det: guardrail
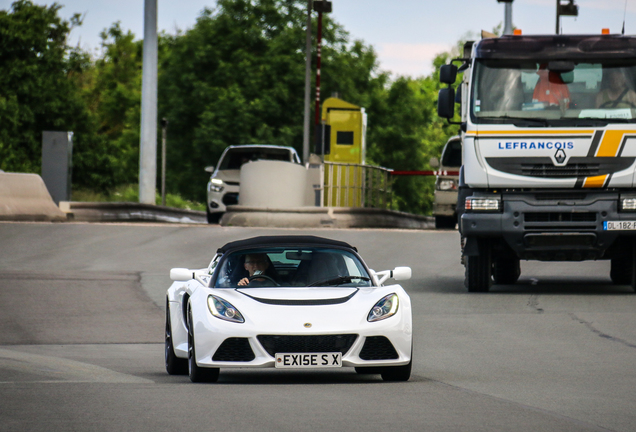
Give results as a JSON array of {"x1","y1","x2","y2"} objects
[{"x1": 323, "y1": 162, "x2": 393, "y2": 209}]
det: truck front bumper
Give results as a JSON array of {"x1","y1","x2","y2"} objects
[{"x1": 461, "y1": 191, "x2": 636, "y2": 260}]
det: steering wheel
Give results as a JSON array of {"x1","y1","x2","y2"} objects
[{"x1": 247, "y1": 274, "x2": 279, "y2": 286}]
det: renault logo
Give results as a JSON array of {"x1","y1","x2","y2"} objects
[
  {"x1": 554, "y1": 148, "x2": 567, "y2": 165},
  {"x1": 304, "y1": 323, "x2": 312, "y2": 328}
]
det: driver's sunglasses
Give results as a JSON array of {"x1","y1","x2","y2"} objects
[{"x1": 245, "y1": 260, "x2": 267, "y2": 264}]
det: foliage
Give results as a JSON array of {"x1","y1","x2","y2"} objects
[
  {"x1": 0, "y1": 0, "x2": 474, "y2": 215},
  {"x1": 73, "y1": 184, "x2": 205, "y2": 211}
]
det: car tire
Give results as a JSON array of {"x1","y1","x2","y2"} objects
[
  {"x1": 187, "y1": 306, "x2": 219, "y2": 383},
  {"x1": 492, "y1": 255, "x2": 520, "y2": 285},
  {"x1": 465, "y1": 241, "x2": 492, "y2": 293},
  {"x1": 206, "y1": 210, "x2": 222, "y2": 224},
  {"x1": 165, "y1": 302, "x2": 188, "y2": 375},
  {"x1": 435, "y1": 215, "x2": 456, "y2": 229},
  {"x1": 380, "y1": 358, "x2": 412, "y2": 382}
]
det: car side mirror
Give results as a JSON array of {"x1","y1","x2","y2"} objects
[
  {"x1": 440, "y1": 64, "x2": 458, "y2": 84},
  {"x1": 205, "y1": 166, "x2": 215, "y2": 173},
  {"x1": 170, "y1": 268, "x2": 193, "y2": 281},
  {"x1": 429, "y1": 157, "x2": 440, "y2": 168},
  {"x1": 391, "y1": 266, "x2": 412, "y2": 281},
  {"x1": 437, "y1": 87, "x2": 456, "y2": 119},
  {"x1": 374, "y1": 266, "x2": 412, "y2": 285}
]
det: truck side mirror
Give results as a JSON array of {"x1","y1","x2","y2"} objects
[
  {"x1": 429, "y1": 157, "x2": 440, "y2": 168},
  {"x1": 437, "y1": 87, "x2": 456, "y2": 119},
  {"x1": 440, "y1": 64, "x2": 458, "y2": 84}
]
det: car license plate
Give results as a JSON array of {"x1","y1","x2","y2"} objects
[
  {"x1": 604, "y1": 221, "x2": 636, "y2": 230},
  {"x1": 275, "y1": 352, "x2": 342, "y2": 369}
]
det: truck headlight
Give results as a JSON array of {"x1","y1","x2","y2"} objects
[
  {"x1": 620, "y1": 197, "x2": 636, "y2": 212},
  {"x1": 208, "y1": 178, "x2": 224, "y2": 193},
  {"x1": 437, "y1": 179, "x2": 457, "y2": 191},
  {"x1": 465, "y1": 197, "x2": 501, "y2": 212}
]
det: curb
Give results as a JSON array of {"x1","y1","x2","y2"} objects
[
  {"x1": 221, "y1": 206, "x2": 434, "y2": 229},
  {"x1": 59, "y1": 202, "x2": 207, "y2": 224}
]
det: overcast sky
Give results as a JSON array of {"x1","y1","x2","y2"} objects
[{"x1": 2, "y1": 0, "x2": 636, "y2": 77}]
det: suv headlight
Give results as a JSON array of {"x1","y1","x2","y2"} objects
[
  {"x1": 465, "y1": 196, "x2": 501, "y2": 212},
  {"x1": 208, "y1": 295, "x2": 244, "y2": 323},
  {"x1": 437, "y1": 179, "x2": 457, "y2": 191},
  {"x1": 208, "y1": 178, "x2": 224, "y2": 193},
  {"x1": 367, "y1": 293, "x2": 399, "y2": 322}
]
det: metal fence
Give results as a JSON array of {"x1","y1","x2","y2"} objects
[{"x1": 323, "y1": 162, "x2": 393, "y2": 209}]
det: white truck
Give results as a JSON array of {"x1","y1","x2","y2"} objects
[{"x1": 437, "y1": 33, "x2": 636, "y2": 292}]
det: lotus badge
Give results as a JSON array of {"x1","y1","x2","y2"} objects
[{"x1": 304, "y1": 323, "x2": 312, "y2": 328}]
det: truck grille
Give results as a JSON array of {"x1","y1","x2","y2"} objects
[
  {"x1": 486, "y1": 157, "x2": 635, "y2": 178},
  {"x1": 257, "y1": 334, "x2": 357, "y2": 357},
  {"x1": 524, "y1": 212, "x2": 597, "y2": 223}
]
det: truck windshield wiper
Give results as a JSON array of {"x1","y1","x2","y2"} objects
[{"x1": 307, "y1": 276, "x2": 371, "y2": 287}]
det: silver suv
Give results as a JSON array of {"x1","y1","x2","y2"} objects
[
  {"x1": 205, "y1": 145, "x2": 301, "y2": 223},
  {"x1": 431, "y1": 136, "x2": 461, "y2": 229}
]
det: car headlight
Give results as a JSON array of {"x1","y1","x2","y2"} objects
[
  {"x1": 437, "y1": 179, "x2": 457, "y2": 191},
  {"x1": 208, "y1": 178, "x2": 224, "y2": 193},
  {"x1": 208, "y1": 295, "x2": 244, "y2": 323},
  {"x1": 367, "y1": 293, "x2": 399, "y2": 322}
]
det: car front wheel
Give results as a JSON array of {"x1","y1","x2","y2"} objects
[
  {"x1": 165, "y1": 302, "x2": 188, "y2": 375},
  {"x1": 380, "y1": 359, "x2": 412, "y2": 382}
]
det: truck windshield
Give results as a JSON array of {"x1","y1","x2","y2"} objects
[{"x1": 472, "y1": 59, "x2": 636, "y2": 124}]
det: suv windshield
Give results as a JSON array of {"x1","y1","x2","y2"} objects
[
  {"x1": 219, "y1": 148, "x2": 293, "y2": 170},
  {"x1": 472, "y1": 59, "x2": 636, "y2": 124},
  {"x1": 214, "y1": 247, "x2": 372, "y2": 288}
]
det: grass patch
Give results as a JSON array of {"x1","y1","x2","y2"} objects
[{"x1": 72, "y1": 184, "x2": 206, "y2": 211}]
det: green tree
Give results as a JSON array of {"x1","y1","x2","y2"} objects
[{"x1": 158, "y1": 0, "x2": 388, "y2": 201}]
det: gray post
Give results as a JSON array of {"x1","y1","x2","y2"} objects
[
  {"x1": 139, "y1": 0, "x2": 158, "y2": 204},
  {"x1": 161, "y1": 118, "x2": 168, "y2": 206},
  {"x1": 41, "y1": 131, "x2": 73, "y2": 204},
  {"x1": 302, "y1": 0, "x2": 312, "y2": 164}
]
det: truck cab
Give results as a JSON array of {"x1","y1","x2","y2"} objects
[{"x1": 438, "y1": 34, "x2": 636, "y2": 292}]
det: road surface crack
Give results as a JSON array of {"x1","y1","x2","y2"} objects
[{"x1": 569, "y1": 313, "x2": 636, "y2": 349}]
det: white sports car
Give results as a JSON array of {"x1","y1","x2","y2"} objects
[{"x1": 165, "y1": 235, "x2": 413, "y2": 383}]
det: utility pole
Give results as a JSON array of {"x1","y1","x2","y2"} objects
[
  {"x1": 313, "y1": 1, "x2": 332, "y2": 153},
  {"x1": 139, "y1": 0, "x2": 158, "y2": 205},
  {"x1": 497, "y1": 0, "x2": 514, "y2": 36},
  {"x1": 302, "y1": 0, "x2": 312, "y2": 165}
]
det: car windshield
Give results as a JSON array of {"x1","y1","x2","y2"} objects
[
  {"x1": 218, "y1": 148, "x2": 293, "y2": 170},
  {"x1": 472, "y1": 59, "x2": 636, "y2": 124},
  {"x1": 214, "y1": 247, "x2": 372, "y2": 288}
]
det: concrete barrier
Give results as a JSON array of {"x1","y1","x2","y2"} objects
[
  {"x1": 0, "y1": 173, "x2": 66, "y2": 221},
  {"x1": 221, "y1": 205, "x2": 434, "y2": 229}
]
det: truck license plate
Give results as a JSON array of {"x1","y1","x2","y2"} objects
[
  {"x1": 275, "y1": 352, "x2": 342, "y2": 368},
  {"x1": 604, "y1": 221, "x2": 636, "y2": 230}
]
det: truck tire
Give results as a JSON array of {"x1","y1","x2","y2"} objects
[
  {"x1": 610, "y1": 256, "x2": 632, "y2": 285},
  {"x1": 493, "y1": 255, "x2": 521, "y2": 285},
  {"x1": 464, "y1": 241, "x2": 492, "y2": 292},
  {"x1": 435, "y1": 215, "x2": 457, "y2": 229}
]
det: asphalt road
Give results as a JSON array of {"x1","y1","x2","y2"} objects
[{"x1": 0, "y1": 222, "x2": 635, "y2": 432}]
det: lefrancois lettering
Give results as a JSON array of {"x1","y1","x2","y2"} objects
[{"x1": 497, "y1": 141, "x2": 574, "y2": 150}]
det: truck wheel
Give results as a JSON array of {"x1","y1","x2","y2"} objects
[
  {"x1": 493, "y1": 255, "x2": 521, "y2": 285},
  {"x1": 435, "y1": 216, "x2": 456, "y2": 229},
  {"x1": 610, "y1": 257, "x2": 632, "y2": 285},
  {"x1": 464, "y1": 242, "x2": 492, "y2": 292}
]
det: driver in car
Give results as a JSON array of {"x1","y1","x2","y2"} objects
[{"x1": 238, "y1": 253, "x2": 274, "y2": 286}]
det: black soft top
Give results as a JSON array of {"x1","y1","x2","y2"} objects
[
  {"x1": 475, "y1": 34, "x2": 636, "y2": 60},
  {"x1": 217, "y1": 235, "x2": 357, "y2": 254}
]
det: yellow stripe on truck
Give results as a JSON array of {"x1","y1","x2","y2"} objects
[
  {"x1": 595, "y1": 130, "x2": 628, "y2": 157},
  {"x1": 583, "y1": 175, "x2": 608, "y2": 188}
]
